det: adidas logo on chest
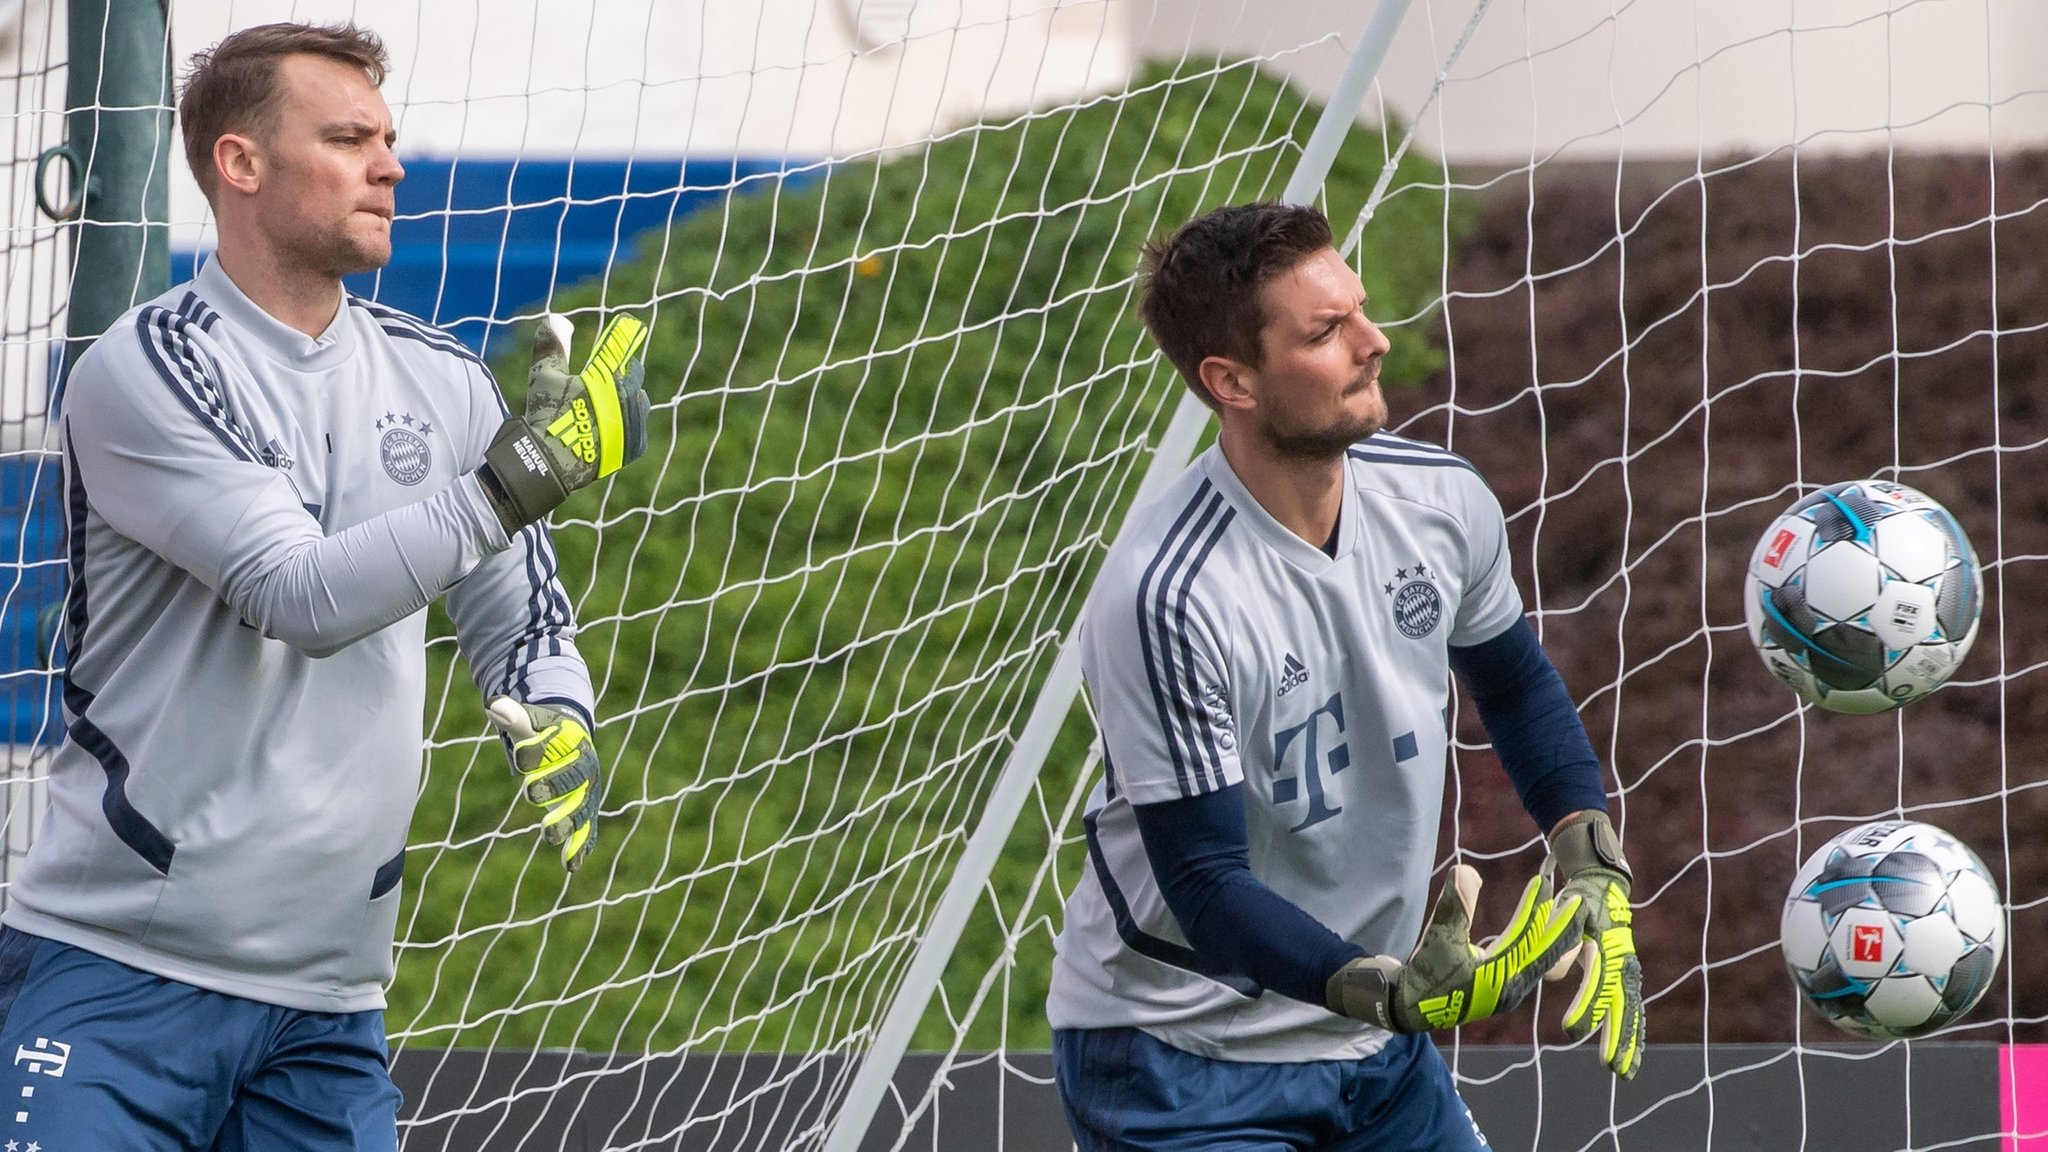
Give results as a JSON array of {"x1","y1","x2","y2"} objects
[{"x1": 1277, "y1": 652, "x2": 1310, "y2": 697}]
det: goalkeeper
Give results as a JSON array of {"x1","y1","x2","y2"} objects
[
  {"x1": 0, "y1": 22, "x2": 650, "y2": 1148},
  {"x1": 1047, "y1": 203, "x2": 1643, "y2": 1151}
]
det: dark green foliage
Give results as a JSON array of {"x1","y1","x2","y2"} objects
[{"x1": 392, "y1": 58, "x2": 1465, "y2": 1055}]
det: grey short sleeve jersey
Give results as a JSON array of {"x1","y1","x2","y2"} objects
[
  {"x1": 3, "y1": 259, "x2": 596, "y2": 1013},
  {"x1": 1047, "y1": 434, "x2": 1524, "y2": 1062}
]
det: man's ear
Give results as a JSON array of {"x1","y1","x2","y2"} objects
[
  {"x1": 1197, "y1": 355, "x2": 1256, "y2": 413},
  {"x1": 213, "y1": 133, "x2": 263, "y2": 196}
]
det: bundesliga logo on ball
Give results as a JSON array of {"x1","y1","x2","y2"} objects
[
  {"x1": 1780, "y1": 821, "x2": 2004, "y2": 1038},
  {"x1": 1743, "y1": 480, "x2": 1982, "y2": 714}
]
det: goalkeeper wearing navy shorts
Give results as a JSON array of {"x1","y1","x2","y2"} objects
[
  {"x1": 1047, "y1": 202, "x2": 1644, "y2": 1150},
  {"x1": 0, "y1": 23, "x2": 650, "y2": 1148}
]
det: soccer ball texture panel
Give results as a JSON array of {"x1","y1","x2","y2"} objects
[
  {"x1": 1743, "y1": 481, "x2": 1981, "y2": 713},
  {"x1": 1780, "y1": 820, "x2": 2005, "y2": 1039}
]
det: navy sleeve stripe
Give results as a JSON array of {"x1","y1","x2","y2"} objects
[
  {"x1": 1172, "y1": 509, "x2": 1233, "y2": 793},
  {"x1": 69, "y1": 710, "x2": 177, "y2": 875},
  {"x1": 60, "y1": 441, "x2": 176, "y2": 874},
  {"x1": 1348, "y1": 432, "x2": 1481, "y2": 476},
  {"x1": 1135, "y1": 483, "x2": 1235, "y2": 797},
  {"x1": 499, "y1": 530, "x2": 543, "y2": 699},
  {"x1": 349, "y1": 298, "x2": 485, "y2": 366},
  {"x1": 172, "y1": 289, "x2": 222, "y2": 334},
  {"x1": 484, "y1": 365, "x2": 513, "y2": 417},
  {"x1": 1367, "y1": 430, "x2": 1452, "y2": 455},
  {"x1": 134, "y1": 305, "x2": 259, "y2": 463},
  {"x1": 61, "y1": 670, "x2": 177, "y2": 874},
  {"x1": 377, "y1": 323, "x2": 486, "y2": 366},
  {"x1": 61, "y1": 432, "x2": 93, "y2": 675},
  {"x1": 1084, "y1": 810, "x2": 1262, "y2": 998},
  {"x1": 496, "y1": 523, "x2": 573, "y2": 699},
  {"x1": 369, "y1": 848, "x2": 406, "y2": 899},
  {"x1": 465, "y1": 357, "x2": 575, "y2": 704},
  {"x1": 1345, "y1": 448, "x2": 1480, "y2": 476},
  {"x1": 175, "y1": 291, "x2": 221, "y2": 334},
  {"x1": 1132, "y1": 486, "x2": 1213, "y2": 796}
]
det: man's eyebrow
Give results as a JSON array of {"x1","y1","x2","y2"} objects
[{"x1": 1308, "y1": 294, "x2": 1369, "y2": 322}]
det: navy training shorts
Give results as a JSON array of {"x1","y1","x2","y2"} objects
[
  {"x1": 0, "y1": 927, "x2": 401, "y2": 1150},
  {"x1": 1055, "y1": 1024, "x2": 1491, "y2": 1152}
]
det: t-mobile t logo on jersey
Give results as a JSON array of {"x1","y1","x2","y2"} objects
[
  {"x1": 1270, "y1": 692, "x2": 1349, "y2": 832},
  {"x1": 1852, "y1": 924, "x2": 1886, "y2": 964},
  {"x1": 1276, "y1": 653, "x2": 1310, "y2": 697},
  {"x1": 10, "y1": 1040, "x2": 66, "y2": 1079}
]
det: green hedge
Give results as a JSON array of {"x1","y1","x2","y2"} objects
[{"x1": 392, "y1": 58, "x2": 1469, "y2": 1056}]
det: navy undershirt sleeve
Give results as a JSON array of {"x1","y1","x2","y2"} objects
[
  {"x1": 1132, "y1": 784, "x2": 1367, "y2": 1006},
  {"x1": 1447, "y1": 616, "x2": 1608, "y2": 832}
]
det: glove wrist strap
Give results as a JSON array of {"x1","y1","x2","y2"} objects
[
  {"x1": 1549, "y1": 810, "x2": 1632, "y2": 886},
  {"x1": 1326, "y1": 956, "x2": 1410, "y2": 1032},
  {"x1": 478, "y1": 418, "x2": 569, "y2": 532}
]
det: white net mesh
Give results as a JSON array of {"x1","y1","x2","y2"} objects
[
  {"x1": 0, "y1": 0, "x2": 66, "y2": 897},
  {"x1": 4, "y1": 1, "x2": 2044, "y2": 1148},
  {"x1": 376, "y1": 6, "x2": 1431, "y2": 1149},
  {"x1": 827, "y1": 2, "x2": 2048, "y2": 1149}
]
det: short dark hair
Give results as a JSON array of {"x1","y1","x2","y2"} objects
[
  {"x1": 1137, "y1": 202, "x2": 1336, "y2": 408},
  {"x1": 179, "y1": 23, "x2": 389, "y2": 200}
]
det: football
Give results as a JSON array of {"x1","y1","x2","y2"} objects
[
  {"x1": 1743, "y1": 480, "x2": 1981, "y2": 713},
  {"x1": 1780, "y1": 820, "x2": 2004, "y2": 1039}
]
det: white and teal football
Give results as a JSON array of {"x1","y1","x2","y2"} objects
[
  {"x1": 1780, "y1": 820, "x2": 2004, "y2": 1039},
  {"x1": 1744, "y1": 480, "x2": 1981, "y2": 714}
]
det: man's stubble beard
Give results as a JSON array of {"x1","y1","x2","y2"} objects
[
  {"x1": 275, "y1": 212, "x2": 391, "y2": 281},
  {"x1": 318, "y1": 223, "x2": 392, "y2": 280},
  {"x1": 1260, "y1": 392, "x2": 1386, "y2": 462},
  {"x1": 1264, "y1": 416, "x2": 1383, "y2": 461}
]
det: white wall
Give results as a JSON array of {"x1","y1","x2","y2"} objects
[
  {"x1": 166, "y1": 0, "x2": 1133, "y2": 248},
  {"x1": 1138, "y1": 0, "x2": 2048, "y2": 164},
  {"x1": 20, "y1": 0, "x2": 2044, "y2": 364}
]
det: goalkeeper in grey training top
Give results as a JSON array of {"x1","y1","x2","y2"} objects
[
  {"x1": 0, "y1": 22, "x2": 651, "y2": 1148},
  {"x1": 1048, "y1": 203, "x2": 1643, "y2": 1151}
]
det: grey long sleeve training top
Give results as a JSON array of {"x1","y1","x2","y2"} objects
[{"x1": 4, "y1": 257, "x2": 595, "y2": 1012}]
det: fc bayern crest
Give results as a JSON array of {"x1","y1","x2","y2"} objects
[
  {"x1": 376, "y1": 411, "x2": 434, "y2": 486},
  {"x1": 1382, "y1": 561, "x2": 1443, "y2": 639}
]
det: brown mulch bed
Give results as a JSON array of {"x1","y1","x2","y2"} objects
[{"x1": 1400, "y1": 152, "x2": 2048, "y2": 1044}]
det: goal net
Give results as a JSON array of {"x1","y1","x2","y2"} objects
[
  {"x1": 3, "y1": 0, "x2": 2043, "y2": 1149},
  {"x1": 0, "y1": 0, "x2": 67, "y2": 891}
]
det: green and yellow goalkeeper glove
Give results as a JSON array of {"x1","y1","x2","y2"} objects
[
  {"x1": 477, "y1": 312, "x2": 651, "y2": 532},
  {"x1": 1326, "y1": 865, "x2": 1582, "y2": 1033},
  {"x1": 486, "y1": 697, "x2": 601, "y2": 873},
  {"x1": 1548, "y1": 810, "x2": 1644, "y2": 1079}
]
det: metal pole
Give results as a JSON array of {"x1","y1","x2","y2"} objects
[
  {"x1": 819, "y1": 4, "x2": 1422, "y2": 1149},
  {"x1": 60, "y1": 0, "x2": 173, "y2": 382}
]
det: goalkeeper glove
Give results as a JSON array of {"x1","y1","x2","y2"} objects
[
  {"x1": 486, "y1": 697, "x2": 601, "y2": 873},
  {"x1": 1325, "y1": 865, "x2": 1581, "y2": 1033},
  {"x1": 477, "y1": 312, "x2": 651, "y2": 533},
  {"x1": 1547, "y1": 810, "x2": 1644, "y2": 1079}
]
